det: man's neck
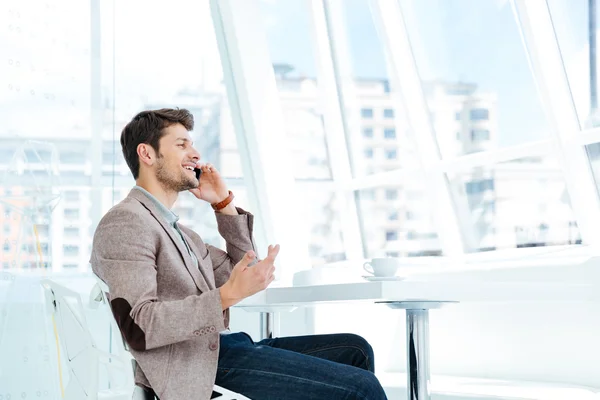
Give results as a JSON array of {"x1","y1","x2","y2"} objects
[{"x1": 135, "y1": 179, "x2": 178, "y2": 209}]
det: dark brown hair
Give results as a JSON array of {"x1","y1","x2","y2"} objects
[{"x1": 120, "y1": 108, "x2": 194, "y2": 179}]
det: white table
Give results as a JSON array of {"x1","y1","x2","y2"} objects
[{"x1": 237, "y1": 279, "x2": 598, "y2": 400}]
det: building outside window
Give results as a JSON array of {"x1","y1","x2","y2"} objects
[
  {"x1": 470, "y1": 108, "x2": 489, "y2": 120},
  {"x1": 361, "y1": 108, "x2": 374, "y2": 118}
]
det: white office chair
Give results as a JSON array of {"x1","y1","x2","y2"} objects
[
  {"x1": 41, "y1": 279, "x2": 135, "y2": 400},
  {"x1": 89, "y1": 277, "x2": 249, "y2": 400},
  {"x1": 42, "y1": 279, "x2": 248, "y2": 400}
]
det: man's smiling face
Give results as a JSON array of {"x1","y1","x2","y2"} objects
[{"x1": 154, "y1": 122, "x2": 201, "y2": 193}]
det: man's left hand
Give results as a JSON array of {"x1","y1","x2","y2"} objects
[{"x1": 189, "y1": 163, "x2": 229, "y2": 204}]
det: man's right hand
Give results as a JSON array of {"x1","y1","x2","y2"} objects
[{"x1": 219, "y1": 245, "x2": 280, "y2": 310}]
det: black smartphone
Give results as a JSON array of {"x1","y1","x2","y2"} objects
[{"x1": 194, "y1": 167, "x2": 202, "y2": 180}]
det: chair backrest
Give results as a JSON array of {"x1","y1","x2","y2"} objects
[{"x1": 41, "y1": 279, "x2": 134, "y2": 400}]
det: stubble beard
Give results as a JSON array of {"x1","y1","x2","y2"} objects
[{"x1": 155, "y1": 155, "x2": 198, "y2": 193}]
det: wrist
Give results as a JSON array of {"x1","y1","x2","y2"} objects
[
  {"x1": 211, "y1": 190, "x2": 234, "y2": 212},
  {"x1": 216, "y1": 202, "x2": 238, "y2": 215},
  {"x1": 219, "y1": 282, "x2": 241, "y2": 310}
]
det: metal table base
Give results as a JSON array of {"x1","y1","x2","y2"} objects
[{"x1": 379, "y1": 301, "x2": 452, "y2": 400}]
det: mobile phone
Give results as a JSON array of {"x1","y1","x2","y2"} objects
[{"x1": 194, "y1": 167, "x2": 202, "y2": 180}]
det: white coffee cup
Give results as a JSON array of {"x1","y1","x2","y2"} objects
[{"x1": 363, "y1": 258, "x2": 400, "y2": 277}]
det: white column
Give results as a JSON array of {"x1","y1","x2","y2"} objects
[
  {"x1": 513, "y1": 0, "x2": 600, "y2": 245},
  {"x1": 369, "y1": 0, "x2": 466, "y2": 256},
  {"x1": 210, "y1": 0, "x2": 312, "y2": 283},
  {"x1": 308, "y1": 0, "x2": 364, "y2": 260}
]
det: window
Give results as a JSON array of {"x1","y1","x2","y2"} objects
[
  {"x1": 262, "y1": 4, "x2": 331, "y2": 180},
  {"x1": 385, "y1": 149, "x2": 397, "y2": 160},
  {"x1": 384, "y1": 128, "x2": 396, "y2": 139},
  {"x1": 60, "y1": 152, "x2": 87, "y2": 164},
  {"x1": 470, "y1": 108, "x2": 489, "y2": 121},
  {"x1": 3, "y1": 225, "x2": 9, "y2": 235},
  {"x1": 64, "y1": 227, "x2": 79, "y2": 237},
  {"x1": 385, "y1": 189, "x2": 398, "y2": 200},
  {"x1": 362, "y1": 128, "x2": 374, "y2": 138},
  {"x1": 402, "y1": 0, "x2": 551, "y2": 158},
  {"x1": 63, "y1": 264, "x2": 78, "y2": 269},
  {"x1": 3, "y1": 242, "x2": 9, "y2": 252},
  {"x1": 361, "y1": 108, "x2": 374, "y2": 118},
  {"x1": 361, "y1": 190, "x2": 376, "y2": 201},
  {"x1": 63, "y1": 245, "x2": 79, "y2": 257},
  {"x1": 448, "y1": 157, "x2": 580, "y2": 252},
  {"x1": 456, "y1": 132, "x2": 461, "y2": 140},
  {"x1": 64, "y1": 191, "x2": 79, "y2": 201},
  {"x1": 385, "y1": 230, "x2": 398, "y2": 241},
  {"x1": 383, "y1": 108, "x2": 394, "y2": 118},
  {"x1": 64, "y1": 209, "x2": 80, "y2": 219},
  {"x1": 364, "y1": 148, "x2": 374, "y2": 159},
  {"x1": 466, "y1": 179, "x2": 495, "y2": 194},
  {"x1": 471, "y1": 129, "x2": 490, "y2": 141},
  {"x1": 388, "y1": 211, "x2": 399, "y2": 221}
]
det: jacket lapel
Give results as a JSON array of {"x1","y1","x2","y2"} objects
[
  {"x1": 179, "y1": 229, "x2": 215, "y2": 289},
  {"x1": 128, "y1": 190, "x2": 210, "y2": 293}
]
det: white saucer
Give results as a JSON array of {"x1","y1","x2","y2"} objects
[{"x1": 362, "y1": 275, "x2": 405, "y2": 282}]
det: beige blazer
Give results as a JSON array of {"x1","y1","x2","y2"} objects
[{"x1": 90, "y1": 188, "x2": 256, "y2": 400}]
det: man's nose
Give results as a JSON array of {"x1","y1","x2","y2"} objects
[{"x1": 190, "y1": 148, "x2": 201, "y2": 161}]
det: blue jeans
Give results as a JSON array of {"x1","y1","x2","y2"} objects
[{"x1": 216, "y1": 332, "x2": 388, "y2": 400}]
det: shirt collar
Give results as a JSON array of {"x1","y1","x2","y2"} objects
[{"x1": 133, "y1": 185, "x2": 179, "y2": 226}]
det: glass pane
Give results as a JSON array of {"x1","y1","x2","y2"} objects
[
  {"x1": 340, "y1": 0, "x2": 420, "y2": 177},
  {"x1": 260, "y1": 0, "x2": 333, "y2": 179},
  {"x1": 400, "y1": 0, "x2": 552, "y2": 158},
  {"x1": 547, "y1": 0, "x2": 597, "y2": 128},
  {"x1": 356, "y1": 179, "x2": 442, "y2": 258},
  {"x1": 296, "y1": 185, "x2": 346, "y2": 266},
  {"x1": 448, "y1": 156, "x2": 581, "y2": 253}
]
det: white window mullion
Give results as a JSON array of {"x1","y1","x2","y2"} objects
[
  {"x1": 307, "y1": 0, "x2": 364, "y2": 260},
  {"x1": 210, "y1": 0, "x2": 312, "y2": 282},
  {"x1": 89, "y1": 0, "x2": 103, "y2": 273},
  {"x1": 369, "y1": 0, "x2": 466, "y2": 256},
  {"x1": 513, "y1": 0, "x2": 600, "y2": 245}
]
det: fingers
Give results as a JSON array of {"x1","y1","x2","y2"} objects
[
  {"x1": 266, "y1": 244, "x2": 280, "y2": 261},
  {"x1": 235, "y1": 250, "x2": 256, "y2": 269},
  {"x1": 194, "y1": 162, "x2": 216, "y2": 173}
]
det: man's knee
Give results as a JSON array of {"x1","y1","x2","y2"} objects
[{"x1": 340, "y1": 333, "x2": 375, "y2": 372}]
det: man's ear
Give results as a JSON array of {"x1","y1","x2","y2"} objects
[{"x1": 137, "y1": 144, "x2": 155, "y2": 167}]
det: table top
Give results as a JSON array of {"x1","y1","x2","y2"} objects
[{"x1": 237, "y1": 279, "x2": 599, "y2": 309}]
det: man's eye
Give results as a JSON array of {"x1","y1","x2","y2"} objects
[{"x1": 178, "y1": 144, "x2": 185, "y2": 148}]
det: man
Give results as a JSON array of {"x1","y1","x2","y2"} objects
[{"x1": 91, "y1": 108, "x2": 387, "y2": 400}]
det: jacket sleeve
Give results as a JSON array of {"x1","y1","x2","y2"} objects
[
  {"x1": 90, "y1": 208, "x2": 226, "y2": 352},
  {"x1": 208, "y1": 207, "x2": 258, "y2": 288}
]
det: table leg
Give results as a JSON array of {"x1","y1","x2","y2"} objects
[
  {"x1": 406, "y1": 309, "x2": 430, "y2": 400},
  {"x1": 260, "y1": 311, "x2": 274, "y2": 340}
]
